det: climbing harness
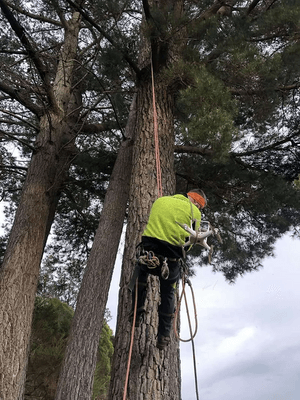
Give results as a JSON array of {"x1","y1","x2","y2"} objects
[
  {"x1": 128, "y1": 249, "x2": 170, "y2": 293},
  {"x1": 177, "y1": 220, "x2": 223, "y2": 263}
]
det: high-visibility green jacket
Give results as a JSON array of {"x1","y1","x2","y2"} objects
[{"x1": 142, "y1": 194, "x2": 201, "y2": 248}]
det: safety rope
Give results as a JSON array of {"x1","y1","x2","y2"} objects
[
  {"x1": 151, "y1": 58, "x2": 163, "y2": 198},
  {"x1": 173, "y1": 270, "x2": 200, "y2": 400},
  {"x1": 173, "y1": 274, "x2": 198, "y2": 342}
]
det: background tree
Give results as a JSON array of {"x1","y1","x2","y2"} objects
[
  {"x1": 24, "y1": 297, "x2": 114, "y2": 400},
  {"x1": 0, "y1": 1, "x2": 134, "y2": 398},
  {"x1": 0, "y1": 3, "x2": 83, "y2": 398}
]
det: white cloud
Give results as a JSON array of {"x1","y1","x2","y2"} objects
[{"x1": 216, "y1": 326, "x2": 256, "y2": 355}]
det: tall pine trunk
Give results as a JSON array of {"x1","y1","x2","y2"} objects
[
  {"x1": 109, "y1": 75, "x2": 180, "y2": 399},
  {"x1": 0, "y1": 13, "x2": 81, "y2": 400},
  {"x1": 54, "y1": 95, "x2": 137, "y2": 400}
]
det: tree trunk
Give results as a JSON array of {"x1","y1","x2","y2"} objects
[
  {"x1": 0, "y1": 13, "x2": 81, "y2": 400},
  {"x1": 109, "y1": 75, "x2": 180, "y2": 399},
  {"x1": 54, "y1": 95, "x2": 137, "y2": 400}
]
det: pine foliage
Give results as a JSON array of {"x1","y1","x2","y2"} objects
[
  {"x1": 25, "y1": 297, "x2": 114, "y2": 400},
  {"x1": 1, "y1": 0, "x2": 300, "y2": 284}
]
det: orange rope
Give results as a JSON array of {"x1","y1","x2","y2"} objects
[{"x1": 151, "y1": 59, "x2": 163, "y2": 198}]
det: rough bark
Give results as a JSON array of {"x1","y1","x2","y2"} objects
[
  {"x1": 0, "y1": 12, "x2": 81, "y2": 400},
  {"x1": 109, "y1": 76, "x2": 180, "y2": 399},
  {"x1": 54, "y1": 95, "x2": 137, "y2": 400}
]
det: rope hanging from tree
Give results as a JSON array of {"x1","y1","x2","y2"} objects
[{"x1": 173, "y1": 267, "x2": 200, "y2": 400}]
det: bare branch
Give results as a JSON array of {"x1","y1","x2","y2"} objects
[
  {"x1": 81, "y1": 121, "x2": 126, "y2": 134},
  {"x1": 174, "y1": 144, "x2": 212, "y2": 156},
  {"x1": 0, "y1": 164, "x2": 27, "y2": 173},
  {"x1": 246, "y1": 0, "x2": 261, "y2": 15},
  {"x1": 5, "y1": 0, "x2": 62, "y2": 27},
  {"x1": 0, "y1": 129, "x2": 35, "y2": 150},
  {"x1": 230, "y1": 82, "x2": 300, "y2": 96},
  {"x1": 232, "y1": 131, "x2": 300, "y2": 158},
  {"x1": 64, "y1": 0, "x2": 141, "y2": 75},
  {"x1": 0, "y1": 0, "x2": 55, "y2": 107},
  {"x1": 0, "y1": 81, "x2": 43, "y2": 116},
  {"x1": 48, "y1": 0, "x2": 67, "y2": 29},
  {"x1": 0, "y1": 108, "x2": 38, "y2": 130}
]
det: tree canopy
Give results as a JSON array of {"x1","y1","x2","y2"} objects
[{"x1": 1, "y1": 0, "x2": 300, "y2": 281}]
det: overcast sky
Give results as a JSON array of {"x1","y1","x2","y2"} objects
[{"x1": 108, "y1": 233, "x2": 300, "y2": 400}]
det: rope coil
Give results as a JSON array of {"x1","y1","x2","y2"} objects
[
  {"x1": 173, "y1": 270, "x2": 200, "y2": 400},
  {"x1": 173, "y1": 275, "x2": 198, "y2": 342}
]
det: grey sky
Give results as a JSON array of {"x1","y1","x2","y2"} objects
[{"x1": 179, "y1": 234, "x2": 300, "y2": 400}]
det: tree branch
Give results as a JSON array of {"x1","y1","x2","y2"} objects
[
  {"x1": 0, "y1": 81, "x2": 43, "y2": 116},
  {"x1": 246, "y1": 0, "x2": 261, "y2": 15},
  {"x1": 81, "y1": 121, "x2": 126, "y2": 134},
  {"x1": 64, "y1": 0, "x2": 140, "y2": 76},
  {"x1": 0, "y1": 0, "x2": 55, "y2": 107},
  {"x1": 5, "y1": 0, "x2": 62, "y2": 27},
  {"x1": 230, "y1": 82, "x2": 300, "y2": 96},
  {"x1": 0, "y1": 164, "x2": 28, "y2": 172},
  {"x1": 232, "y1": 131, "x2": 300, "y2": 158},
  {"x1": 174, "y1": 144, "x2": 213, "y2": 156},
  {"x1": 0, "y1": 129, "x2": 35, "y2": 151}
]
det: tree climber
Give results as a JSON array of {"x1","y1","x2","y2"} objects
[{"x1": 129, "y1": 189, "x2": 207, "y2": 350}]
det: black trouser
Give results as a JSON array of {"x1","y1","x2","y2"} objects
[{"x1": 132, "y1": 257, "x2": 180, "y2": 337}]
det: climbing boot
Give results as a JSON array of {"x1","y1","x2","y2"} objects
[{"x1": 156, "y1": 335, "x2": 170, "y2": 350}]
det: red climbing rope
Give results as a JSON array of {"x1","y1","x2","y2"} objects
[{"x1": 151, "y1": 58, "x2": 163, "y2": 198}]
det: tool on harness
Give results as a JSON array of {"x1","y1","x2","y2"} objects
[
  {"x1": 128, "y1": 250, "x2": 169, "y2": 292},
  {"x1": 161, "y1": 258, "x2": 169, "y2": 280},
  {"x1": 139, "y1": 251, "x2": 160, "y2": 269},
  {"x1": 176, "y1": 220, "x2": 222, "y2": 263}
]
